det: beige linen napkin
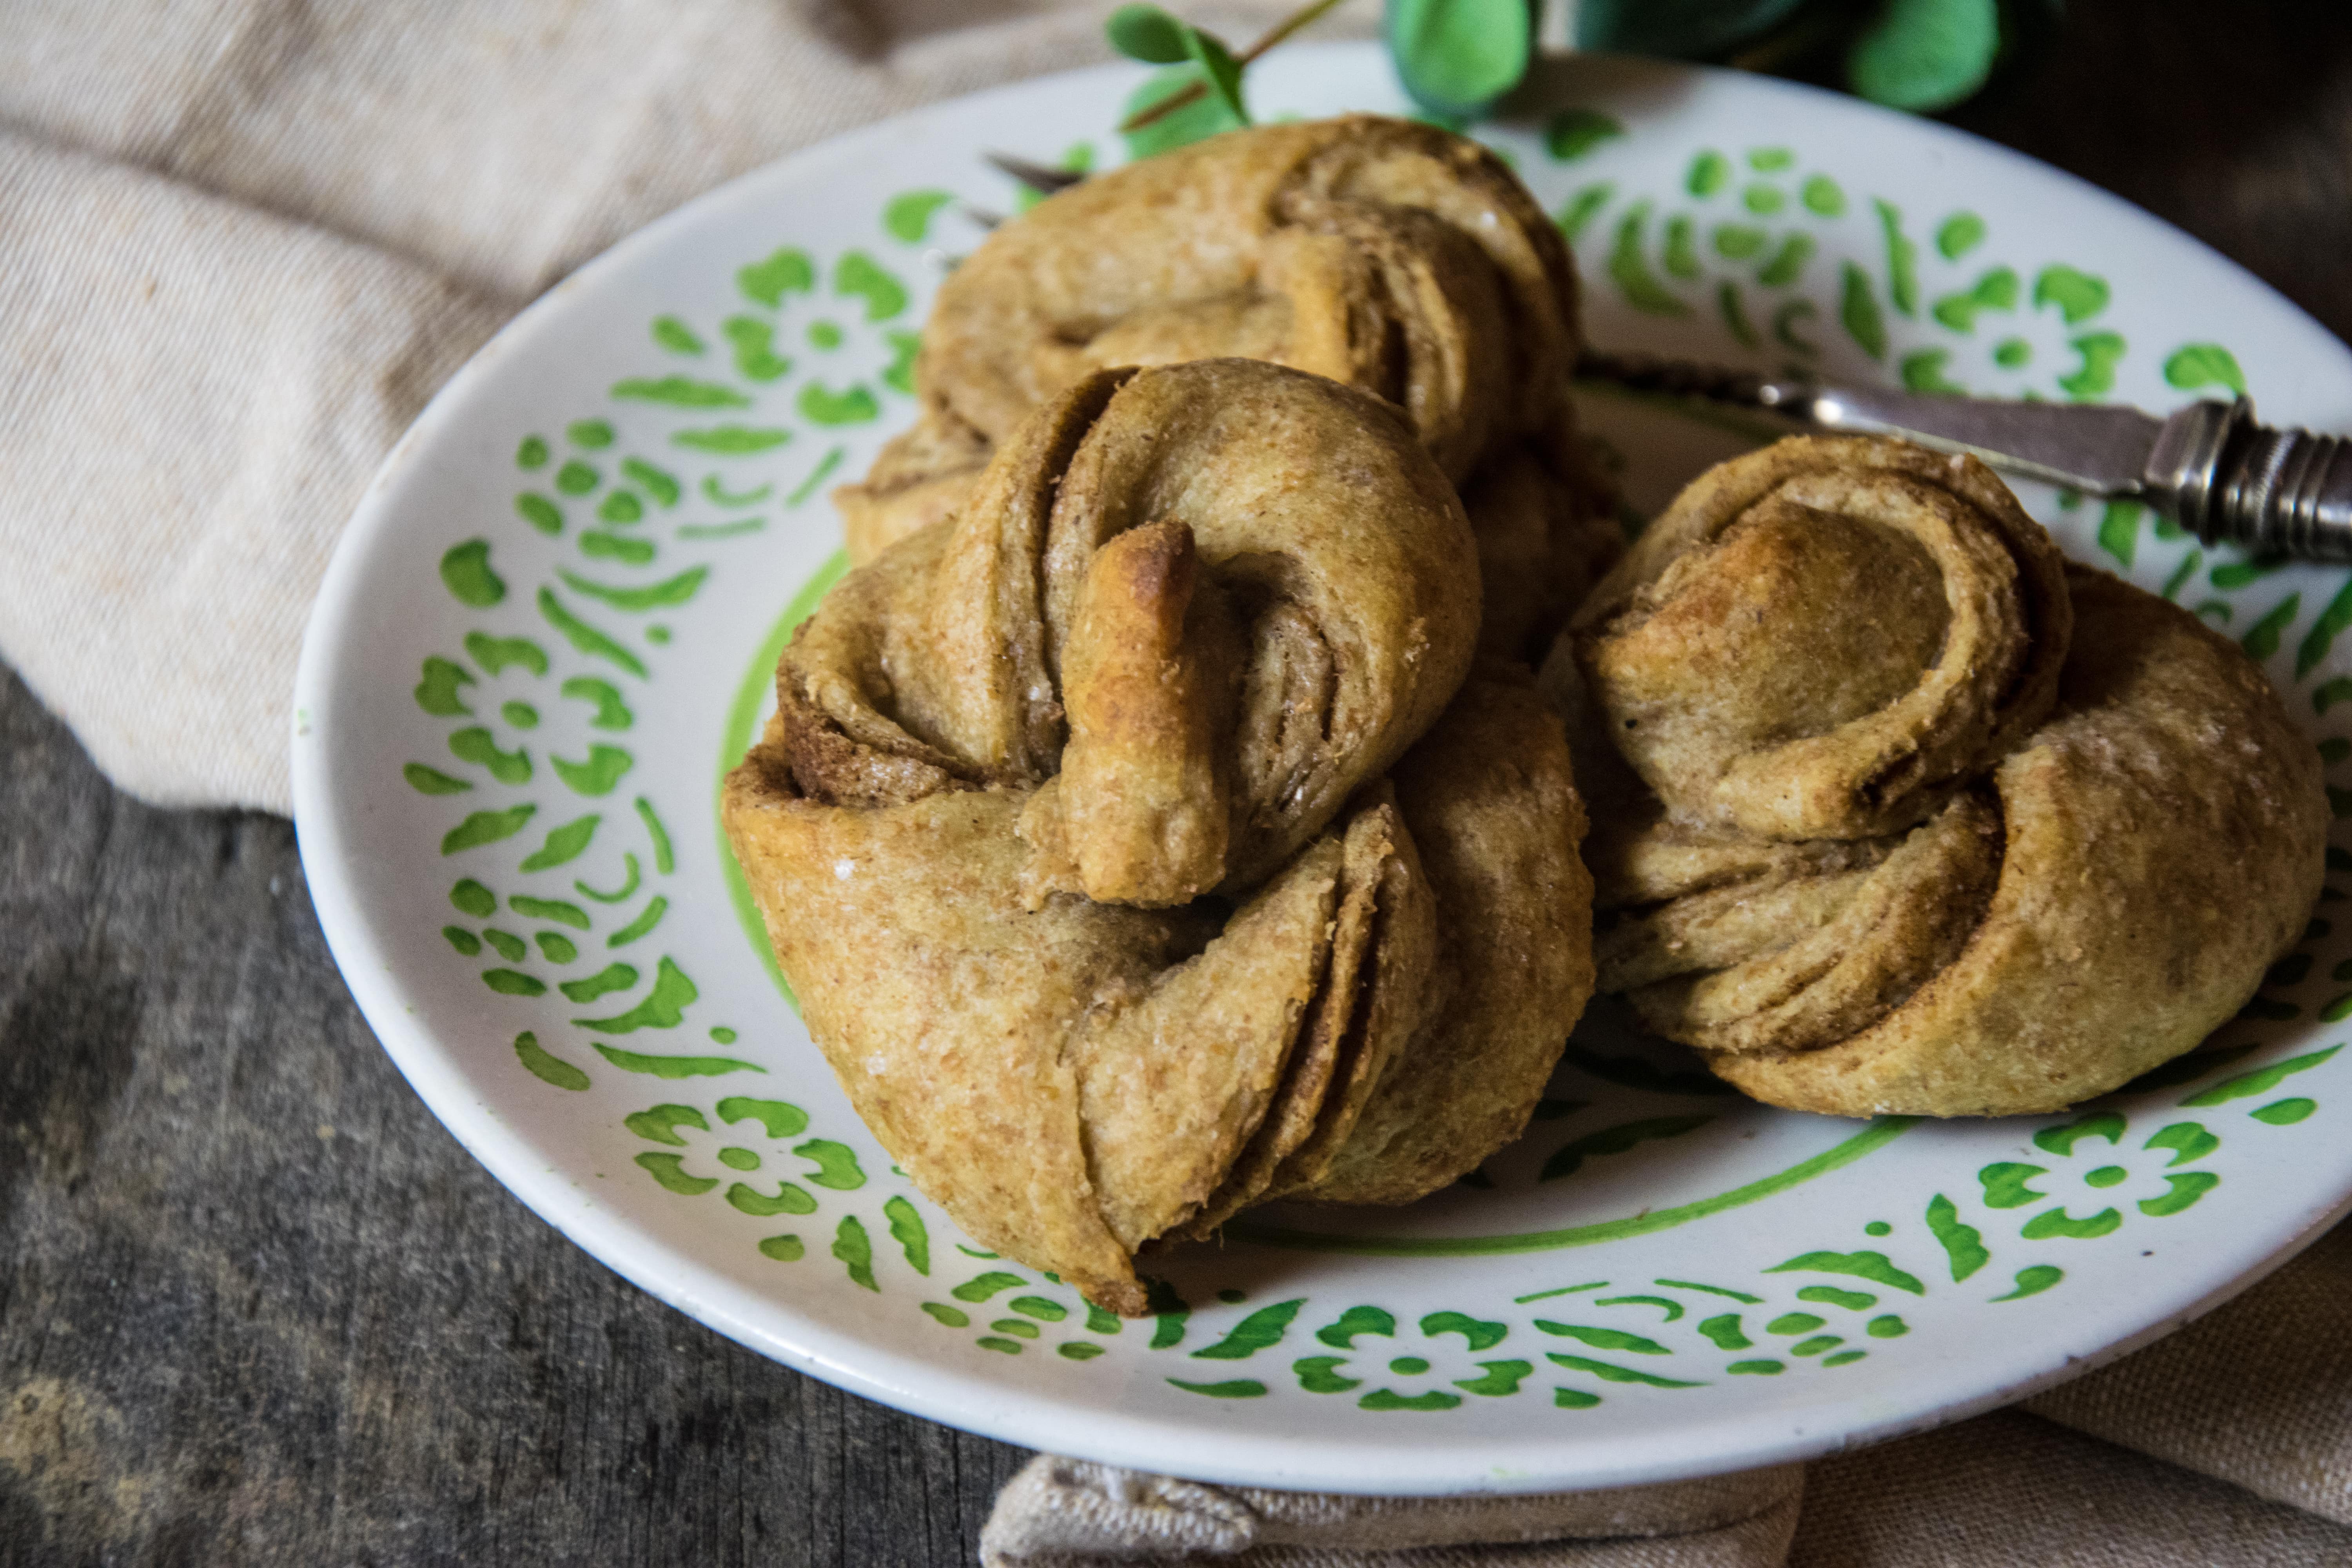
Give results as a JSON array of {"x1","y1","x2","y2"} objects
[
  {"x1": 5, "y1": 4, "x2": 2350, "y2": 1563},
  {"x1": 985, "y1": 1220, "x2": 2352, "y2": 1566}
]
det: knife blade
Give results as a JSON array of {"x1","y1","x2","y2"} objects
[{"x1": 1578, "y1": 349, "x2": 2352, "y2": 565}]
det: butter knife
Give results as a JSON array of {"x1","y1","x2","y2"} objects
[{"x1": 1579, "y1": 349, "x2": 2352, "y2": 565}]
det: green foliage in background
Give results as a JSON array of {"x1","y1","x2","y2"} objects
[{"x1": 1105, "y1": 0, "x2": 2057, "y2": 157}]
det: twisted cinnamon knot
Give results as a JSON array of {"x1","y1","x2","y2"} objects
[
  {"x1": 837, "y1": 116, "x2": 1619, "y2": 665},
  {"x1": 728, "y1": 360, "x2": 1594, "y2": 1312},
  {"x1": 1562, "y1": 437, "x2": 2325, "y2": 1116}
]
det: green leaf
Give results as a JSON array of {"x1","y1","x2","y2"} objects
[
  {"x1": 1575, "y1": 0, "x2": 1804, "y2": 56},
  {"x1": 1183, "y1": 24, "x2": 1248, "y2": 125},
  {"x1": 1120, "y1": 65, "x2": 1246, "y2": 158},
  {"x1": 1388, "y1": 0, "x2": 1533, "y2": 118},
  {"x1": 1846, "y1": 0, "x2": 2000, "y2": 113},
  {"x1": 1106, "y1": 3, "x2": 1190, "y2": 62}
]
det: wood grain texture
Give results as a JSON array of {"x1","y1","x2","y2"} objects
[
  {"x1": 0, "y1": 665, "x2": 1025, "y2": 1566},
  {"x1": 2, "y1": 4, "x2": 2350, "y2": 1561}
]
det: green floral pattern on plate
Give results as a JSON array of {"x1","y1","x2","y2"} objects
[{"x1": 385, "y1": 81, "x2": 2352, "y2": 1421}]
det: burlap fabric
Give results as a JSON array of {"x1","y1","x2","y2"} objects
[{"x1": 4, "y1": 5, "x2": 2348, "y2": 1562}]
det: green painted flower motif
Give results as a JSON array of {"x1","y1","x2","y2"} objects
[
  {"x1": 918, "y1": 1259, "x2": 1142, "y2": 1361},
  {"x1": 619, "y1": 1094, "x2": 933, "y2": 1288},
  {"x1": 1976, "y1": 1110, "x2": 2223, "y2": 1242},
  {"x1": 1290, "y1": 1307, "x2": 1532, "y2": 1412}
]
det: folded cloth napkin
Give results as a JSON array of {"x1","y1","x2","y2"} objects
[{"x1": 5, "y1": 4, "x2": 2350, "y2": 1563}]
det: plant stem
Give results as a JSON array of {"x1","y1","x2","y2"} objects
[{"x1": 1119, "y1": 0, "x2": 1354, "y2": 132}]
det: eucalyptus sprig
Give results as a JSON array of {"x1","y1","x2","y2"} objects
[{"x1": 1104, "y1": 0, "x2": 2045, "y2": 163}]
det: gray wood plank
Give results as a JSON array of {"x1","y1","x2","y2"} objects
[{"x1": 0, "y1": 664, "x2": 1026, "y2": 1567}]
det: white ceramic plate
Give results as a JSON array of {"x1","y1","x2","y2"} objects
[{"x1": 294, "y1": 45, "x2": 2352, "y2": 1495}]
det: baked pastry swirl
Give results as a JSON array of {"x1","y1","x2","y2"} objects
[
  {"x1": 726, "y1": 359, "x2": 1595, "y2": 1312},
  {"x1": 836, "y1": 115, "x2": 1621, "y2": 664},
  {"x1": 1561, "y1": 436, "x2": 2327, "y2": 1116}
]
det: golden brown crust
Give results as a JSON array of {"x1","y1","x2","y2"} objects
[
  {"x1": 916, "y1": 116, "x2": 1578, "y2": 483},
  {"x1": 1710, "y1": 568, "x2": 2327, "y2": 1115},
  {"x1": 1568, "y1": 435, "x2": 2325, "y2": 1117},
  {"x1": 1574, "y1": 437, "x2": 2071, "y2": 842},
  {"x1": 724, "y1": 359, "x2": 1599, "y2": 1310},
  {"x1": 1293, "y1": 673, "x2": 1596, "y2": 1202},
  {"x1": 831, "y1": 117, "x2": 1619, "y2": 674}
]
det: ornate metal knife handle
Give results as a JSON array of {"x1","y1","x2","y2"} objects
[
  {"x1": 1579, "y1": 348, "x2": 2352, "y2": 566},
  {"x1": 2148, "y1": 398, "x2": 2352, "y2": 564}
]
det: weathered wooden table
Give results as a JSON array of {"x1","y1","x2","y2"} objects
[{"x1": 5, "y1": 4, "x2": 2350, "y2": 1562}]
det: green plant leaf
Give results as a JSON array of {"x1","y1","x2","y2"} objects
[
  {"x1": 1107, "y1": 3, "x2": 1190, "y2": 62},
  {"x1": 1120, "y1": 65, "x2": 1246, "y2": 158},
  {"x1": 1388, "y1": 0, "x2": 1532, "y2": 118},
  {"x1": 1184, "y1": 25, "x2": 1249, "y2": 125},
  {"x1": 1847, "y1": 0, "x2": 2001, "y2": 113}
]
